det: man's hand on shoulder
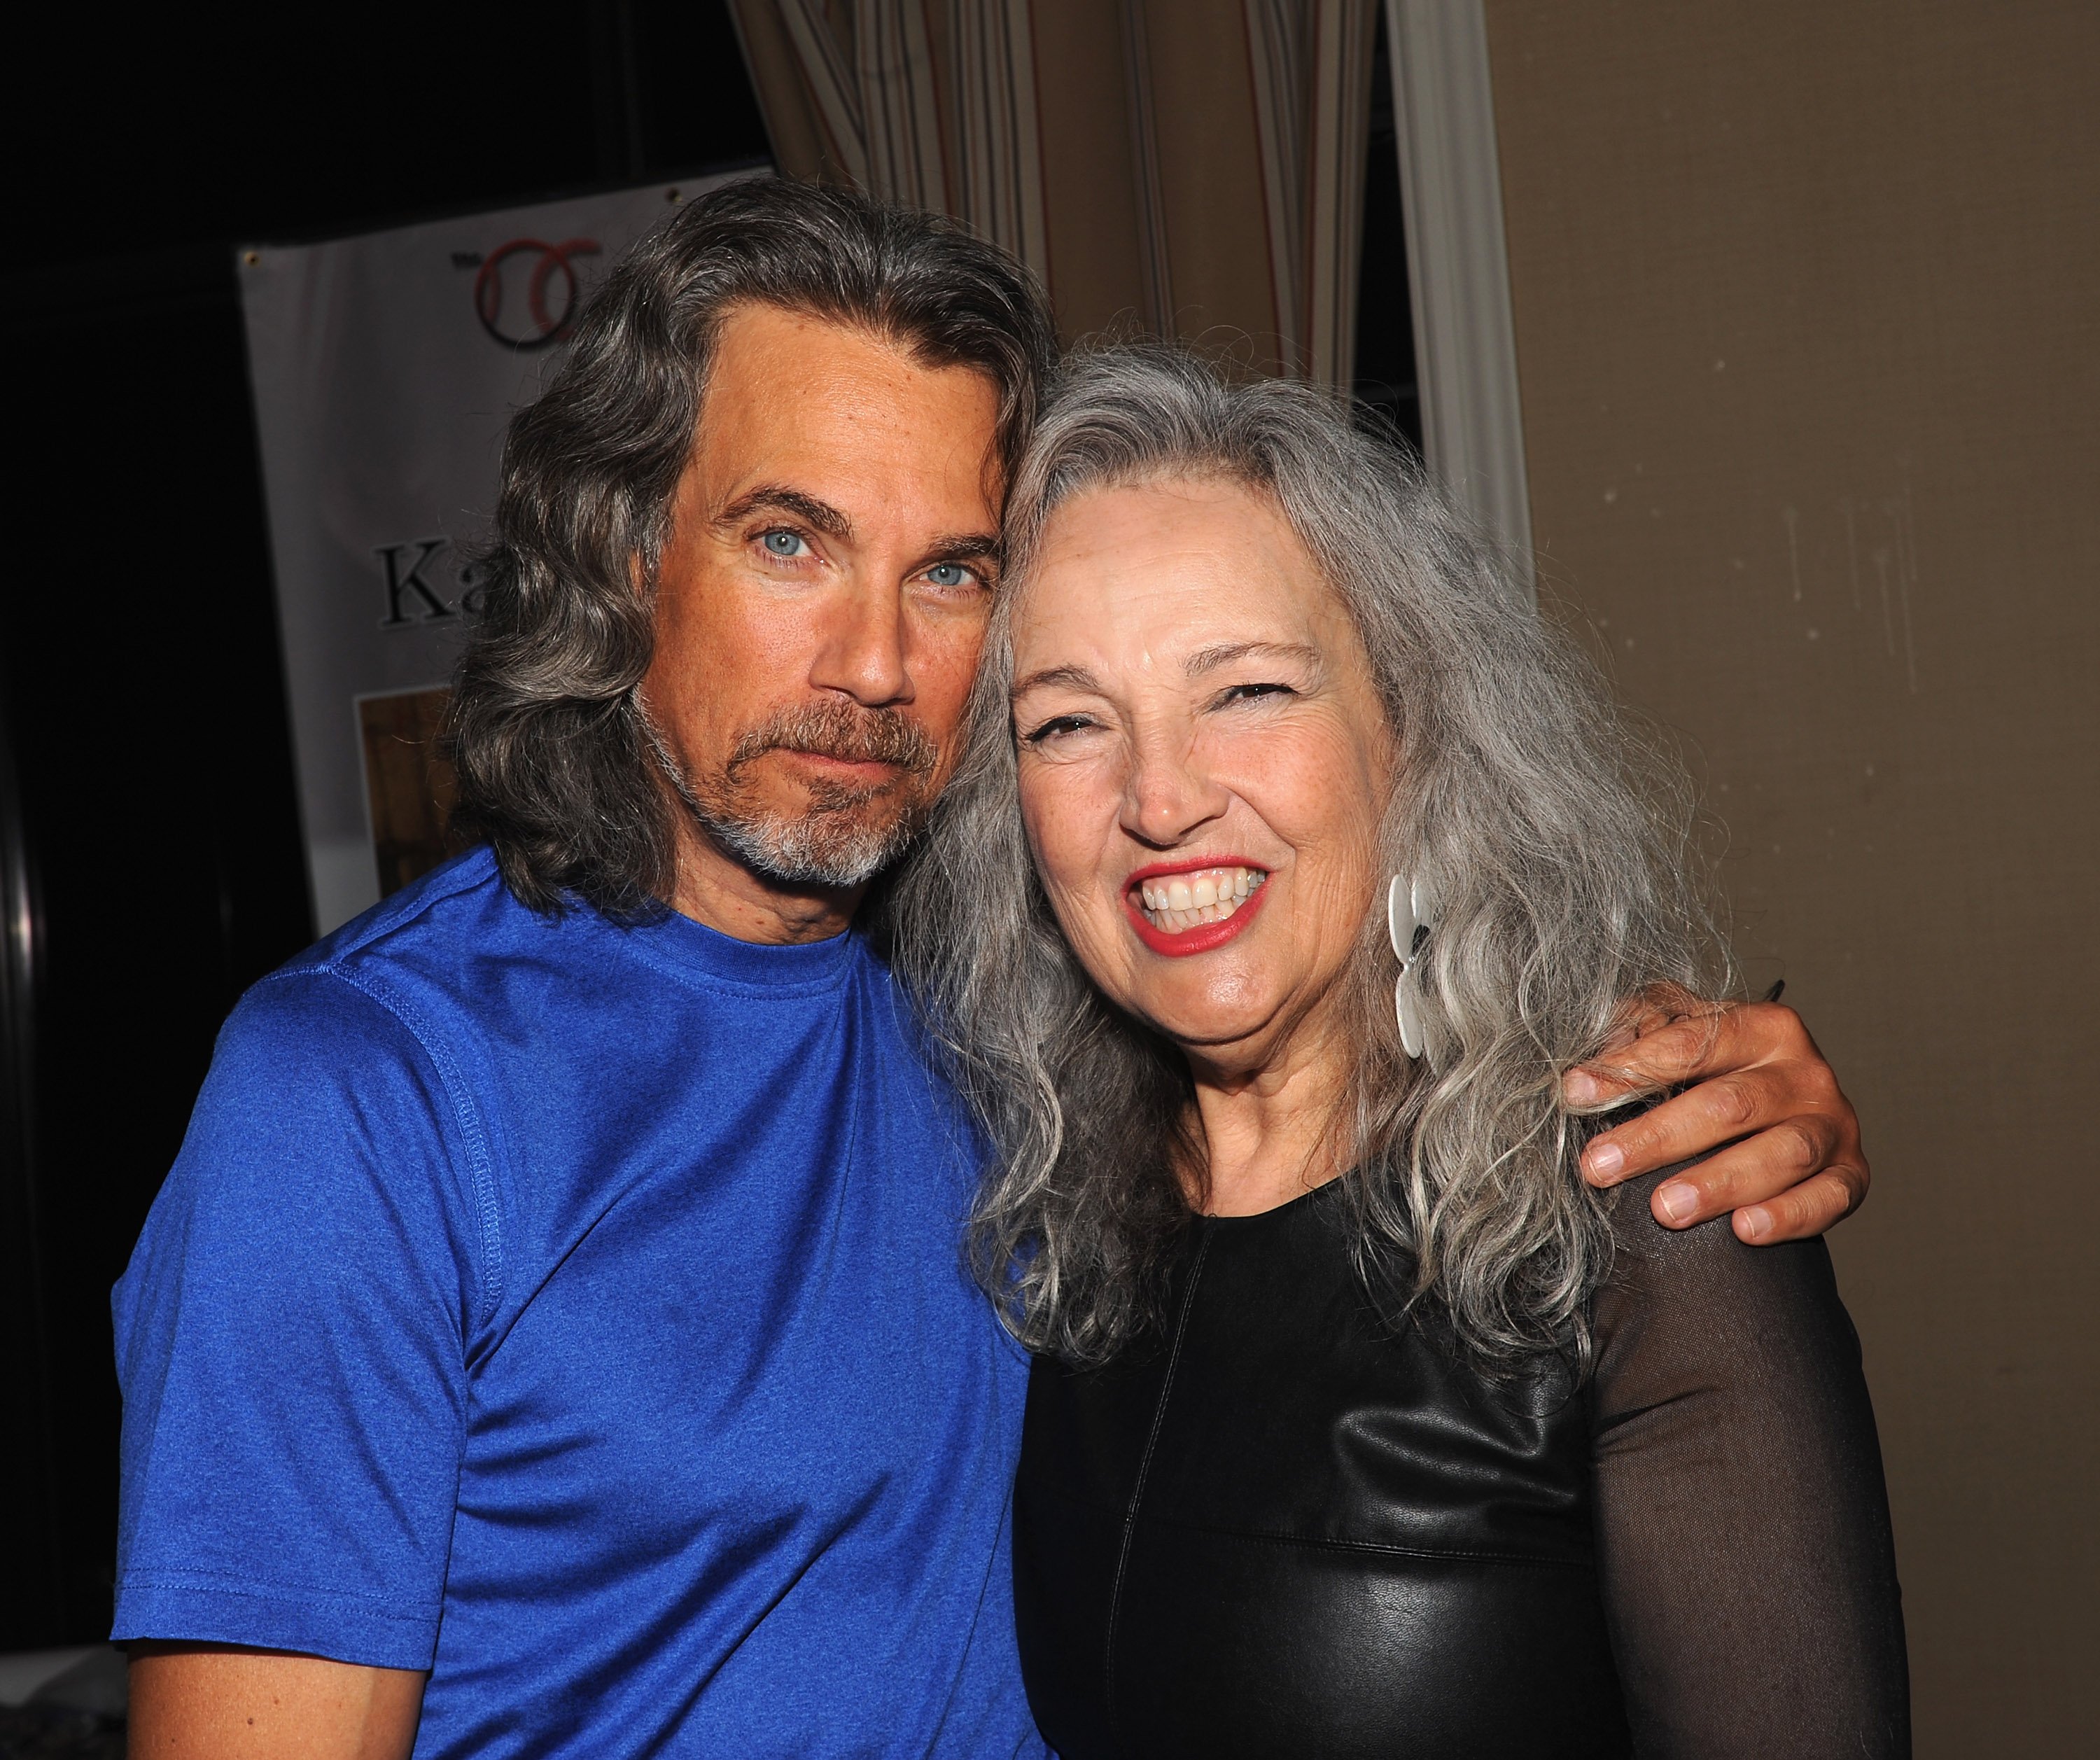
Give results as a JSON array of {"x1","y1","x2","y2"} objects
[
  {"x1": 127, "y1": 1644, "x2": 426, "y2": 1760},
  {"x1": 1564, "y1": 993, "x2": 1869, "y2": 1245}
]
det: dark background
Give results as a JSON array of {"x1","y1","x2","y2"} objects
[{"x1": 0, "y1": 1, "x2": 1415, "y2": 1647}]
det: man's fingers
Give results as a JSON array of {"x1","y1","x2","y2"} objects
[
  {"x1": 1568, "y1": 1000, "x2": 1805, "y2": 1104},
  {"x1": 1578, "y1": 1066, "x2": 1799, "y2": 1185},
  {"x1": 1564, "y1": 1015, "x2": 1721, "y2": 1107},
  {"x1": 1559, "y1": 993, "x2": 1728, "y2": 1107},
  {"x1": 1562, "y1": 1063, "x2": 1643, "y2": 1108},
  {"x1": 1625, "y1": 1115, "x2": 1843, "y2": 1227},
  {"x1": 1730, "y1": 1166, "x2": 1868, "y2": 1244},
  {"x1": 1568, "y1": 994, "x2": 1870, "y2": 1245}
]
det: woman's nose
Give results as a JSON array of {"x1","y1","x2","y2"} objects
[{"x1": 1121, "y1": 719, "x2": 1228, "y2": 847}]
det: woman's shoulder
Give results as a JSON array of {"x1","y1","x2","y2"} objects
[
  {"x1": 1590, "y1": 1164, "x2": 1863, "y2": 1421},
  {"x1": 1597, "y1": 1163, "x2": 1845, "y2": 1299}
]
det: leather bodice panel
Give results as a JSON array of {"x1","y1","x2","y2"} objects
[{"x1": 1015, "y1": 1183, "x2": 1630, "y2": 1758}]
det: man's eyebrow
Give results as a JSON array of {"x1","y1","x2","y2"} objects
[
  {"x1": 716, "y1": 484, "x2": 854, "y2": 539},
  {"x1": 1011, "y1": 663, "x2": 1102, "y2": 698},
  {"x1": 1183, "y1": 640, "x2": 1322, "y2": 677}
]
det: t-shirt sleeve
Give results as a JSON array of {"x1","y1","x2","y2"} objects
[
  {"x1": 1588, "y1": 1170, "x2": 1910, "y2": 1758},
  {"x1": 111, "y1": 968, "x2": 490, "y2": 1670}
]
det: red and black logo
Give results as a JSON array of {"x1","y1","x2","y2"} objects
[{"x1": 466, "y1": 237, "x2": 601, "y2": 349}]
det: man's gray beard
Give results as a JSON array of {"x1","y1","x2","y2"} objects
[
  {"x1": 685, "y1": 783, "x2": 920, "y2": 889},
  {"x1": 642, "y1": 704, "x2": 935, "y2": 891}
]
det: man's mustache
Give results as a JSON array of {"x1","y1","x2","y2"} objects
[{"x1": 727, "y1": 701, "x2": 939, "y2": 781}]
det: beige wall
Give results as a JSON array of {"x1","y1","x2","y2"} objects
[{"x1": 1480, "y1": 3, "x2": 2099, "y2": 1751}]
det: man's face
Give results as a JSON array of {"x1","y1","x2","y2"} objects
[{"x1": 640, "y1": 303, "x2": 1003, "y2": 930}]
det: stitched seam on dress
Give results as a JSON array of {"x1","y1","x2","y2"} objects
[
  {"x1": 1102, "y1": 1229, "x2": 1211, "y2": 1742},
  {"x1": 1127, "y1": 1514, "x2": 1594, "y2": 1570}
]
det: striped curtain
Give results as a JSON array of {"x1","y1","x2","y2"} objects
[{"x1": 725, "y1": 0, "x2": 1378, "y2": 388}]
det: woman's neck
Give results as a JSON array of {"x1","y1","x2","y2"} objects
[{"x1": 1183, "y1": 1017, "x2": 1354, "y2": 1217}]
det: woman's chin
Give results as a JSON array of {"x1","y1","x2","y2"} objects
[{"x1": 1128, "y1": 983, "x2": 1298, "y2": 1063}]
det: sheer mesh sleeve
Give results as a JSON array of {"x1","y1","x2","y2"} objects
[{"x1": 1589, "y1": 1169, "x2": 1910, "y2": 1758}]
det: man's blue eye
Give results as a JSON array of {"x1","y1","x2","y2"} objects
[
  {"x1": 763, "y1": 530, "x2": 804, "y2": 557},
  {"x1": 927, "y1": 563, "x2": 970, "y2": 588}
]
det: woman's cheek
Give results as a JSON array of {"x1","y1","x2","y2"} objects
[
  {"x1": 1035, "y1": 765, "x2": 1130, "y2": 968},
  {"x1": 1220, "y1": 734, "x2": 1354, "y2": 844},
  {"x1": 1020, "y1": 764, "x2": 1096, "y2": 900},
  {"x1": 1016, "y1": 766, "x2": 1060, "y2": 874}
]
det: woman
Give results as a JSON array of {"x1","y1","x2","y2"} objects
[{"x1": 892, "y1": 347, "x2": 1908, "y2": 1756}]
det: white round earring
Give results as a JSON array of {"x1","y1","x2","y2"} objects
[{"x1": 1387, "y1": 873, "x2": 1433, "y2": 1059}]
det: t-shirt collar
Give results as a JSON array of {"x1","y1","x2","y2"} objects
[{"x1": 615, "y1": 903, "x2": 860, "y2": 991}]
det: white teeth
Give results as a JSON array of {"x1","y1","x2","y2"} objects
[{"x1": 1130, "y1": 867, "x2": 1268, "y2": 935}]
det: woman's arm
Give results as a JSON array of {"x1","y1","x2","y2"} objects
[{"x1": 1589, "y1": 1169, "x2": 1909, "y2": 1758}]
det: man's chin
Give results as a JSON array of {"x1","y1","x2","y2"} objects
[
  {"x1": 701, "y1": 797, "x2": 923, "y2": 891},
  {"x1": 753, "y1": 770, "x2": 923, "y2": 830}
]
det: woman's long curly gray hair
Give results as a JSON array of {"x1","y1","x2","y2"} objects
[{"x1": 886, "y1": 344, "x2": 1730, "y2": 1367}]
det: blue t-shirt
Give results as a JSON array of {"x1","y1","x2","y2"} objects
[{"x1": 111, "y1": 848, "x2": 1045, "y2": 1758}]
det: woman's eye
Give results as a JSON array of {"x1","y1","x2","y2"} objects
[
  {"x1": 1220, "y1": 681, "x2": 1294, "y2": 706},
  {"x1": 761, "y1": 529, "x2": 808, "y2": 559},
  {"x1": 1022, "y1": 714, "x2": 1093, "y2": 744}
]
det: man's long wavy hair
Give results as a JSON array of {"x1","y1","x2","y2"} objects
[
  {"x1": 886, "y1": 346, "x2": 1732, "y2": 1367},
  {"x1": 449, "y1": 178, "x2": 1057, "y2": 916}
]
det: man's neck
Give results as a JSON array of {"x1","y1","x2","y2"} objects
[{"x1": 666, "y1": 818, "x2": 866, "y2": 945}]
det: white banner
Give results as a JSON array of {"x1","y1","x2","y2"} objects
[{"x1": 239, "y1": 168, "x2": 764, "y2": 935}]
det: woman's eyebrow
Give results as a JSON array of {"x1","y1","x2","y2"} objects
[
  {"x1": 1011, "y1": 662, "x2": 1102, "y2": 699},
  {"x1": 1183, "y1": 640, "x2": 1322, "y2": 676}
]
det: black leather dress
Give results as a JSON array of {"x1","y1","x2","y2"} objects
[{"x1": 1014, "y1": 1171, "x2": 1909, "y2": 1758}]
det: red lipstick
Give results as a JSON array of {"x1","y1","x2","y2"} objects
[{"x1": 1123, "y1": 856, "x2": 1271, "y2": 958}]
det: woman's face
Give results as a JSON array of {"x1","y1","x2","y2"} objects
[{"x1": 1011, "y1": 476, "x2": 1394, "y2": 1075}]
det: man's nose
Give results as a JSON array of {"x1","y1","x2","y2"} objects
[
  {"x1": 1120, "y1": 714, "x2": 1228, "y2": 848},
  {"x1": 811, "y1": 578, "x2": 911, "y2": 707}
]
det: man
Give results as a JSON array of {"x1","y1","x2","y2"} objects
[{"x1": 115, "y1": 181, "x2": 1870, "y2": 1757}]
